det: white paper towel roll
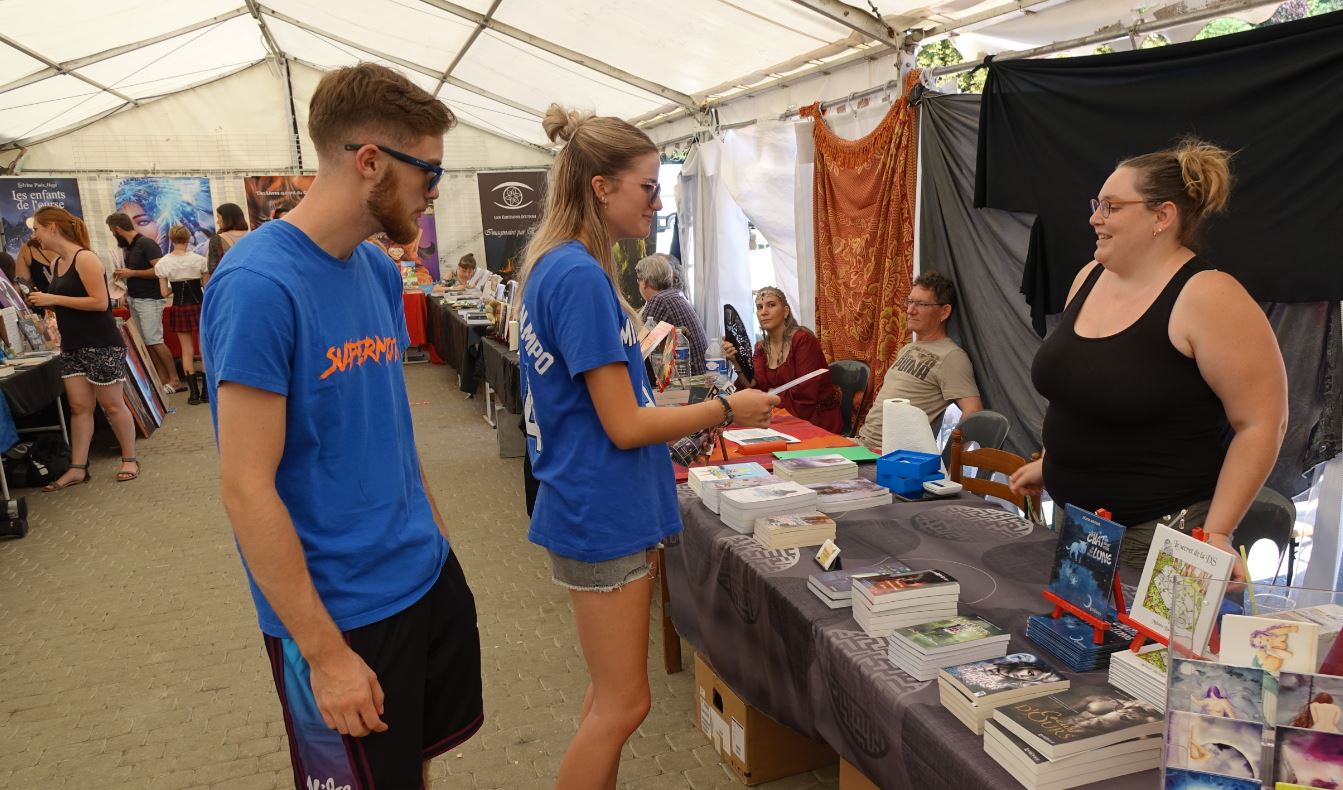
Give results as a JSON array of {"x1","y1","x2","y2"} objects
[{"x1": 880, "y1": 398, "x2": 939, "y2": 457}]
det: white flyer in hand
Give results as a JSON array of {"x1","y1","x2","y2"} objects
[{"x1": 767, "y1": 367, "x2": 827, "y2": 396}]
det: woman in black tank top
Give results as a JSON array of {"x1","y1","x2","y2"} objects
[
  {"x1": 1010, "y1": 139, "x2": 1287, "y2": 576},
  {"x1": 25, "y1": 206, "x2": 140, "y2": 490}
]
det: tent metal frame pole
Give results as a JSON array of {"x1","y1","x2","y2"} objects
[
  {"x1": 283, "y1": 55, "x2": 551, "y2": 153},
  {"x1": 0, "y1": 33, "x2": 139, "y2": 106},
  {"x1": 244, "y1": 0, "x2": 284, "y2": 60},
  {"x1": 413, "y1": 0, "x2": 698, "y2": 112},
  {"x1": 257, "y1": 6, "x2": 546, "y2": 121},
  {"x1": 0, "y1": 7, "x2": 250, "y2": 95},
  {"x1": 787, "y1": 0, "x2": 901, "y2": 51},
  {"x1": 926, "y1": 0, "x2": 1284, "y2": 77},
  {"x1": 434, "y1": 0, "x2": 503, "y2": 96}
]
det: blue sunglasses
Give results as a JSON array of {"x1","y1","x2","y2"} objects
[{"x1": 344, "y1": 143, "x2": 444, "y2": 191}]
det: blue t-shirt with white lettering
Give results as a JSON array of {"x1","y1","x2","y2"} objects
[
  {"x1": 201, "y1": 220, "x2": 448, "y2": 638},
  {"x1": 520, "y1": 240, "x2": 680, "y2": 562}
]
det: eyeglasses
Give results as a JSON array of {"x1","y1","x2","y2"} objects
[
  {"x1": 344, "y1": 143, "x2": 444, "y2": 191},
  {"x1": 905, "y1": 299, "x2": 945, "y2": 310},
  {"x1": 611, "y1": 178, "x2": 662, "y2": 207},
  {"x1": 1090, "y1": 197, "x2": 1147, "y2": 218}
]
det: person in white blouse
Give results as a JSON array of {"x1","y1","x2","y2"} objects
[{"x1": 154, "y1": 225, "x2": 211, "y2": 404}]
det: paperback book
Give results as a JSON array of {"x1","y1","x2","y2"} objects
[
  {"x1": 687, "y1": 461, "x2": 769, "y2": 495},
  {"x1": 1046, "y1": 504, "x2": 1125, "y2": 621},
  {"x1": 941, "y1": 653, "x2": 1070, "y2": 702},
  {"x1": 1108, "y1": 644, "x2": 1170, "y2": 712},
  {"x1": 699, "y1": 474, "x2": 785, "y2": 513},
  {"x1": 807, "y1": 562, "x2": 913, "y2": 603},
  {"x1": 773, "y1": 454, "x2": 859, "y2": 484},
  {"x1": 754, "y1": 511, "x2": 836, "y2": 550},
  {"x1": 852, "y1": 569, "x2": 959, "y2": 607},
  {"x1": 805, "y1": 478, "x2": 893, "y2": 513},
  {"x1": 1129, "y1": 523, "x2": 1235, "y2": 656},
  {"x1": 983, "y1": 719, "x2": 1161, "y2": 790},
  {"x1": 992, "y1": 683, "x2": 1164, "y2": 760},
  {"x1": 718, "y1": 482, "x2": 819, "y2": 533},
  {"x1": 1026, "y1": 613, "x2": 1134, "y2": 672}
]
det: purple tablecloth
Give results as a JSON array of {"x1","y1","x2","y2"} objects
[{"x1": 665, "y1": 485, "x2": 1156, "y2": 789}]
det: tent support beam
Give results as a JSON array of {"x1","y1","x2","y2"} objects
[
  {"x1": 413, "y1": 0, "x2": 698, "y2": 112},
  {"x1": 244, "y1": 0, "x2": 285, "y2": 60},
  {"x1": 286, "y1": 56, "x2": 552, "y2": 154},
  {"x1": 259, "y1": 6, "x2": 546, "y2": 121},
  {"x1": 434, "y1": 0, "x2": 502, "y2": 96},
  {"x1": 787, "y1": 0, "x2": 900, "y2": 51},
  {"x1": 0, "y1": 33, "x2": 139, "y2": 106},
  {"x1": 0, "y1": 7, "x2": 251, "y2": 95}
]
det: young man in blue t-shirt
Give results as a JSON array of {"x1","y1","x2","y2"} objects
[{"x1": 202, "y1": 64, "x2": 481, "y2": 789}]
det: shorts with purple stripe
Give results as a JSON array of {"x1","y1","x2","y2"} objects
[{"x1": 263, "y1": 552, "x2": 483, "y2": 789}]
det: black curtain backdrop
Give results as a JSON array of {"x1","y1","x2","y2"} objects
[
  {"x1": 922, "y1": 93, "x2": 1340, "y2": 496},
  {"x1": 975, "y1": 11, "x2": 1343, "y2": 335}
]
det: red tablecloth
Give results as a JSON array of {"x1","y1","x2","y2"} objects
[
  {"x1": 402, "y1": 292, "x2": 445, "y2": 364},
  {"x1": 672, "y1": 410, "x2": 857, "y2": 482}
]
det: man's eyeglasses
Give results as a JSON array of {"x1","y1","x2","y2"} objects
[
  {"x1": 611, "y1": 178, "x2": 661, "y2": 207},
  {"x1": 1089, "y1": 197, "x2": 1147, "y2": 218},
  {"x1": 905, "y1": 299, "x2": 945, "y2": 310},
  {"x1": 344, "y1": 143, "x2": 444, "y2": 191}
]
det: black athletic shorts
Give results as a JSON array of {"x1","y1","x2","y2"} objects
[{"x1": 263, "y1": 551, "x2": 483, "y2": 790}]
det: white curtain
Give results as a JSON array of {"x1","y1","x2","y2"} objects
[
  {"x1": 720, "y1": 120, "x2": 804, "y2": 327},
  {"x1": 678, "y1": 140, "x2": 750, "y2": 339}
]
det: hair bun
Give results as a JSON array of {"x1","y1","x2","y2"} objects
[
  {"x1": 1174, "y1": 136, "x2": 1233, "y2": 216},
  {"x1": 542, "y1": 104, "x2": 590, "y2": 144}
]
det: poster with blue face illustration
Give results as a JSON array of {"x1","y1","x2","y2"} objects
[
  {"x1": 1047, "y1": 504, "x2": 1125, "y2": 621},
  {"x1": 0, "y1": 177, "x2": 83, "y2": 256},
  {"x1": 112, "y1": 176, "x2": 214, "y2": 256}
]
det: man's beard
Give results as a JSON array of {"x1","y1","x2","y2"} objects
[{"x1": 367, "y1": 170, "x2": 420, "y2": 245}]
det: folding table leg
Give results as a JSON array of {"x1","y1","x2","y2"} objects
[{"x1": 655, "y1": 546, "x2": 683, "y2": 674}]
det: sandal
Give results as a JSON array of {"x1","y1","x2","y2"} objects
[
  {"x1": 162, "y1": 383, "x2": 186, "y2": 395},
  {"x1": 44, "y1": 463, "x2": 91, "y2": 492},
  {"x1": 117, "y1": 457, "x2": 140, "y2": 483}
]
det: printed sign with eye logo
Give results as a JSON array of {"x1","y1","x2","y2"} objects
[{"x1": 491, "y1": 181, "x2": 535, "y2": 210}]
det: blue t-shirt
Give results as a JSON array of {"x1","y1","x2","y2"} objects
[
  {"x1": 201, "y1": 220, "x2": 448, "y2": 638},
  {"x1": 520, "y1": 240, "x2": 681, "y2": 562}
]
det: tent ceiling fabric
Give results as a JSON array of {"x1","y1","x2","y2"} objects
[{"x1": 0, "y1": 0, "x2": 1294, "y2": 150}]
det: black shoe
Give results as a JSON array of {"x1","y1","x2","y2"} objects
[
  {"x1": 187, "y1": 374, "x2": 202, "y2": 405},
  {"x1": 195, "y1": 372, "x2": 209, "y2": 404}
]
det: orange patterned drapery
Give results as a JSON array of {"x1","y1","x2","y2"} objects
[{"x1": 801, "y1": 70, "x2": 920, "y2": 425}]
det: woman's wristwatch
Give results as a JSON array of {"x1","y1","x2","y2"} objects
[{"x1": 716, "y1": 394, "x2": 734, "y2": 427}]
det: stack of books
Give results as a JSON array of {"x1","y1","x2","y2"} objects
[
  {"x1": 806, "y1": 478, "x2": 893, "y2": 513},
  {"x1": 1107, "y1": 645, "x2": 1168, "y2": 711},
  {"x1": 718, "y1": 482, "x2": 818, "y2": 533},
  {"x1": 772, "y1": 454, "x2": 859, "y2": 484},
  {"x1": 807, "y1": 563, "x2": 912, "y2": 609},
  {"x1": 985, "y1": 684, "x2": 1164, "y2": 790},
  {"x1": 754, "y1": 512, "x2": 836, "y2": 550},
  {"x1": 852, "y1": 570, "x2": 960, "y2": 636},
  {"x1": 1025, "y1": 613, "x2": 1133, "y2": 672},
  {"x1": 938, "y1": 653, "x2": 1070, "y2": 734},
  {"x1": 700, "y1": 474, "x2": 784, "y2": 514},
  {"x1": 887, "y1": 615, "x2": 1010, "y2": 681},
  {"x1": 687, "y1": 462, "x2": 769, "y2": 496}
]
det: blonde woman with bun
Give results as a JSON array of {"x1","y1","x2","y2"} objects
[
  {"x1": 1011, "y1": 138, "x2": 1287, "y2": 577},
  {"x1": 517, "y1": 105, "x2": 777, "y2": 790}
]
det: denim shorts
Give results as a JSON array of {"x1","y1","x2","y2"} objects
[{"x1": 548, "y1": 548, "x2": 654, "y2": 592}]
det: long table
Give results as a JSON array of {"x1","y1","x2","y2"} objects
[
  {"x1": 427, "y1": 297, "x2": 489, "y2": 393},
  {"x1": 481, "y1": 337, "x2": 522, "y2": 416},
  {"x1": 663, "y1": 488, "x2": 1155, "y2": 789}
]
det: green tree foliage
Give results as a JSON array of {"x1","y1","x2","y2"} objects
[{"x1": 915, "y1": 39, "x2": 988, "y2": 94}]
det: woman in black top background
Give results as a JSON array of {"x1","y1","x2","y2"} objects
[
  {"x1": 1010, "y1": 138, "x2": 1286, "y2": 577},
  {"x1": 26, "y1": 205, "x2": 140, "y2": 489}
]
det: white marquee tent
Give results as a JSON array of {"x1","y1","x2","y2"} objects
[{"x1": 0, "y1": 0, "x2": 1335, "y2": 585}]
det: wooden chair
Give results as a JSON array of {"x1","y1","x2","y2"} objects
[
  {"x1": 947, "y1": 427, "x2": 1029, "y2": 512},
  {"x1": 652, "y1": 545, "x2": 683, "y2": 673}
]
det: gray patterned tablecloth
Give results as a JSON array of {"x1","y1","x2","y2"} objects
[{"x1": 665, "y1": 487, "x2": 1157, "y2": 789}]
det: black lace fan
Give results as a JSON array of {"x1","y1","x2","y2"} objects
[{"x1": 723, "y1": 304, "x2": 754, "y2": 383}]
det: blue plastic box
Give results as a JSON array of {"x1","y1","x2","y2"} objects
[
  {"x1": 877, "y1": 449, "x2": 940, "y2": 478},
  {"x1": 882, "y1": 470, "x2": 944, "y2": 497}
]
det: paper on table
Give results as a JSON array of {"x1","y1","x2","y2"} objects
[
  {"x1": 722, "y1": 428, "x2": 801, "y2": 445},
  {"x1": 767, "y1": 367, "x2": 827, "y2": 396}
]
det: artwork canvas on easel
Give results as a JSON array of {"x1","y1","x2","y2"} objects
[{"x1": 1128, "y1": 523, "x2": 1235, "y2": 656}]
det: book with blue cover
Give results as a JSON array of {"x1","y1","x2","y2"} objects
[{"x1": 1047, "y1": 504, "x2": 1126, "y2": 621}]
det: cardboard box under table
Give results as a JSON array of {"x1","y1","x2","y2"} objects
[{"x1": 694, "y1": 652, "x2": 835, "y2": 785}]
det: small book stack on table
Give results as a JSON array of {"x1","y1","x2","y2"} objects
[
  {"x1": 718, "y1": 482, "x2": 819, "y2": 533},
  {"x1": 807, "y1": 562, "x2": 912, "y2": 610},
  {"x1": 754, "y1": 512, "x2": 836, "y2": 550},
  {"x1": 852, "y1": 570, "x2": 959, "y2": 637},
  {"x1": 887, "y1": 615, "x2": 1010, "y2": 681},
  {"x1": 772, "y1": 454, "x2": 859, "y2": 484},
  {"x1": 938, "y1": 652, "x2": 1070, "y2": 735},
  {"x1": 806, "y1": 478, "x2": 893, "y2": 513}
]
